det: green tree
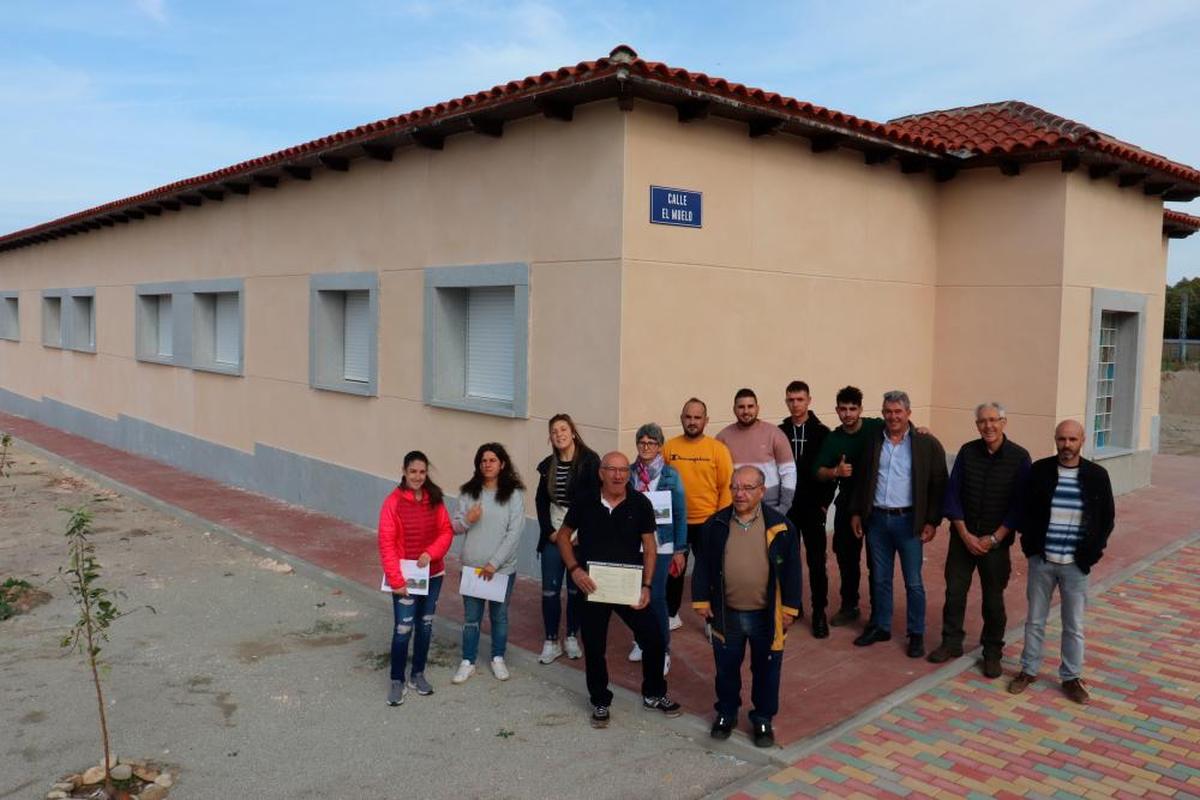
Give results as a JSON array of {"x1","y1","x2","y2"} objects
[{"x1": 1164, "y1": 277, "x2": 1200, "y2": 340}]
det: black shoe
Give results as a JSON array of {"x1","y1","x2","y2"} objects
[
  {"x1": 812, "y1": 611, "x2": 830, "y2": 639},
  {"x1": 926, "y1": 643, "x2": 963, "y2": 664},
  {"x1": 982, "y1": 655, "x2": 1003, "y2": 679},
  {"x1": 642, "y1": 695, "x2": 682, "y2": 718},
  {"x1": 853, "y1": 625, "x2": 891, "y2": 647},
  {"x1": 752, "y1": 720, "x2": 775, "y2": 748},
  {"x1": 710, "y1": 714, "x2": 734, "y2": 740},
  {"x1": 829, "y1": 606, "x2": 860, "y2": 627},
  {"x1": 906, "y1": 635, "x2": 925, "y2": 659},
  {"x1": 590, "y1": 704, "x2": 610, "y2": 728}
]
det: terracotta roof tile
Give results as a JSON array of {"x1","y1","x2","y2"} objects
[{"x1": 1165, "y1": 208, "x2": 1200, "y2": 231}]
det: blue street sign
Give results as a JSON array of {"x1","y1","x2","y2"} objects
[{"x1": 650, "y1": 186, "x2": 702, "y2": 228}]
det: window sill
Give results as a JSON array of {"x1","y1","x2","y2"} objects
[
  {"x1": 0, "y1": 336, "x2": 19, "y2": 343},
  {"x1": 136, "y1": 354, "x2": 177, "y2": 367},
  {"x1": 427, "y1": 396, "x2": 522, "y2": 419},
  {"x1": 1091, "y1": 446, "x2": 1136, "y2": 461},
  {"x1": 192, "y1": 362, "x2": 242, "y2": 377},
  {"x1": 312, "y1": 379, "x2": 376, "y2": 397}
]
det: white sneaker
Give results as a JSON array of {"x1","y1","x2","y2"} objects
[
  {"x1": 669, "y1": 615, "x2": 683, "y2": 631},
  {"x1": 663, "y1": 653, "x2": 671, "y2": 676},
  {"x1": 564, "y1": 635, "x2": 583, "y2": 659},
  {"x1": 538, "y1": 640, "x2": 563, "y2": 664},
  {"x1": 628, "y1": 643, "x2": 643, "y2": 662},
  {"x1": 491, "y1": 656, "x2": 510, "y2": 681},
  {"x1": 451, "y1": 660, "x2": 476, "y2": 684}
]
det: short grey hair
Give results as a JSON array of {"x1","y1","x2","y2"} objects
[
  {"x1": 732, "y1": 465, "x2": 766, "y2": 486},
  {"x1": 975, "y1": 402, "x2": 1007, "y2": 420},
  {"x1": 882, "y1": 390, "x2": 911, "y2": 411},
  {"x1": 634, "y1": 422, "x2": 665, "y2": 446}
]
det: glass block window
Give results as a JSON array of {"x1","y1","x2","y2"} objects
[{"x1": 1093, "y1": 312, "x2": 1118, "y2": 449}]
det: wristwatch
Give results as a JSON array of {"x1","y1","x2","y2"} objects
[
  {"x1": 642, "y1": 582, "x2": 652, "y2": 589},
  {"x1": 988, "y1": 534, "x2": 998, "y2": 549}
]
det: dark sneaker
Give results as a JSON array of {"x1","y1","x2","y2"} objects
[
  {"x1": 710, "y1": 714, "x2": 734, "y2": 740},
  {"x1": 853, "y1": 625, "x2": 891, "y2": 647},
  {"x1": 406, "y1": 672, "x2": 434, "y2": 696},
  {"x1": 1008, "y1": 672, "x2": 1037, "y2": 695},
  {"x1": 926, "y1": 644, "x2": 963, "y2": 664},
  {"x1": 982, "y1": 655, "x2": 1003, "y2": 679},
  {"x1": 642, "y1": 695, "x2": 683, "y2": 718},
  {"x1": 752, "y1": 720, "x2": 775, "y2": 748},
  {"x1": 1062, "y1": 678, "x2": 1090, "y2": 705},
  {"x1": 829, "y1": 607, "x2": 860, "y2": 627},
  {"x1": 906, "y1": 635, "x2": 925, "y2": 659},
  {"x1": 386, "y1": 680, "x2": 407, "y2": 706},
  {"x1": 590, "y1": 704, "x2": 610, "y2": 728},
  {"x1": 811, "y1": 611, "x2": 830, "y2": 639}
]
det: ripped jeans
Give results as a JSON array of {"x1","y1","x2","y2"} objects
[
  {"x1": 540, "y1": 543, "x2": 580, "y2": 640},
  {"x1": 461, "y1": 574, "x2": 517, "y2": 663},
  {"x1": 390, "y1": 575, "x2": 444, "y2": 681}
]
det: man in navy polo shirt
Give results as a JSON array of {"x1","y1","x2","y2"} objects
[{"x1": 556, "y1": 451, "x2": 683, "y2": 727}]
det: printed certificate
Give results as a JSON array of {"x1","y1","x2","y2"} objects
[
  {"x1": 644, "y1": 490, "x2": 673, "y2": 525},
  {"x1": 586, "y1": 561, "x2": 644, "y2": 606},
  {"x1": 460, "y1": 568, "x2": 510, "y2": 603},
  {"x1": 380, "y1": 559, "x2": 430, "y2": 595}
]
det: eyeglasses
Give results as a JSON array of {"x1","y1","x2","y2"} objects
[
  {"x1": 601, "y1": 466, "x2": 631, "y2": 474},
  {"x1": 976, "y1": 417, "x2": 1004, "y2": 425},
  {"x1": 730, "y1": 484, "x2": 762, "y2": 493},
  {"x1": 636, "y1": 440, "x2": 661, "y2": 448}
]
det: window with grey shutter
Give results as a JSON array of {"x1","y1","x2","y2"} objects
[
  {"x1": 342, "y1": 290, "x2": 370, "y2": 382},
  {"x1": 214, "y1": 292, "x2": 239, "y2": 365},
  {"x1": 156, "y1": 295, "x2": 173, "y2": 357},
  {"x1": 465, "y1": 286, "x2": 515, "y2": 402},
  {"x1": 0, "y1": 295, "x2": 17, "y2": 341}
]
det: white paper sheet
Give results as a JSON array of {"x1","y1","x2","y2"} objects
[
  {"x1": 645, "y1": 490, "x2": 673, "y2": 525},
  {"x1": 586, "y1": 561, "x2": 644, "y2": 606},
  {"x1": 380, "y1": 559, "x2": 430, "y2": 595},
  {"x1": 459, "y1": 568, "x2": 510, "y2": 603}
]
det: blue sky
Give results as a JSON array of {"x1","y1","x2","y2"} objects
[{"x1": 3, "y1": 0, "x2": 1198, "y2": 281}]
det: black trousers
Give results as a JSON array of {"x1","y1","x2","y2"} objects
[
  {"x1": 832, "y1": 502, "x2": 871, "y2": 613},
  {"x1": 666, "y1": 523, "x2": 705, "y2": 617},
  {"x1": 939, "y1": 532, "x2": 1012, "y2": 657},
  {"x1": 579, "y1": 599, "x2": 666, "y2": 706},
  {"x1": 790, "y1": 503, "x2": 828, "y2": 613}
]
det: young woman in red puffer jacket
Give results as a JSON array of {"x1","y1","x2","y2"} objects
[{"x1": 378, "y1": 450, "x2": 453, "y2": 706}]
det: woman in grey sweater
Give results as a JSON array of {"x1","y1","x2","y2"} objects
[{"x1": 450, "y1": 442, "x2": 527, "y2": 684}]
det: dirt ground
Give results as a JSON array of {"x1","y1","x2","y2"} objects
[
  {"x1": 1159, "y1": 369, "x2": 1200, "y2": 455},
  {"x1": 0, "y1": 446, "x2": 756, "y2": 800}
]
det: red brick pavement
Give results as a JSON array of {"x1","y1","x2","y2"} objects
[{"x1": 4, "y1": 410, "x2": 1198, "y2": 746}]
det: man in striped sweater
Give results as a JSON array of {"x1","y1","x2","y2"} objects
[{"x1": 1008, "y1": 419, "x2": 1115, "y2": 704}]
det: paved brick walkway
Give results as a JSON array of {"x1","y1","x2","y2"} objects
[{"x1": 726, "y1": 541, "x2": 1200, "y2": 799}]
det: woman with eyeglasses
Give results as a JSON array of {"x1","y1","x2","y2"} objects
[
  {"x1": 628, "y1": 423, "x2": 688, "y2": 674},
  {"x1": 534, "y1": 413, "x2": 600, "y2": 664}
]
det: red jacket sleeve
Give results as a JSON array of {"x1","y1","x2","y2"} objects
[
  {"x1": 377, "y1": 492, "x2": 406, "y2": 590},
  {"x1": 426, "y1": 503, "x2": 454, "y2": 561}
]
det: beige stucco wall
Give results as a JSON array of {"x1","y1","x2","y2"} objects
[
  {"x1": 0, "y1": 101, "x2": 628, "y2": 502},
  {"x1": 617, "y1": 101, "x2": 940, "y2": 445}
]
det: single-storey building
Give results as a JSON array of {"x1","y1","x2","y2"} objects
[{"x1": 2, "y1": 46, "x2": 1198, "y2": 573}]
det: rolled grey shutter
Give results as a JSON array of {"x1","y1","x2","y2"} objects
[
  {"x1": 214, "y1": 292, "x2": 239, "y2": 365},
  {"x1": 342, "y1": 290, "x2": 370, "y2": 382},
  {"x1": 466, "y1": 287, "x2": 514, "y2": 402},
  {"x1": 156, "y1": 295, "x2": 173, "y2": 357}
]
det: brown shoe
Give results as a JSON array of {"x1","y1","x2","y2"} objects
[
  {"x1": 1062, "y1": 678, "x2": 1090, "y2": 704},
  {"x1": 1007, "y1": 672, "x2": 1037, "y2": 695},
  {"x1": 982, "y1": 655, "x2": 1003, "y2": 679},
  {"x1": 926, "y1": 644, "x2": 963, "y2": 664}
]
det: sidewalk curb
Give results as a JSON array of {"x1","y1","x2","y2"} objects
[{"x1": 10, "y1": 433, "x2": 777, "y2": 769}]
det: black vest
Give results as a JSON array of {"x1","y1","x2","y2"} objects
[{"x1": 958, "y1": 437, "x2": 1029, "y2": 540}]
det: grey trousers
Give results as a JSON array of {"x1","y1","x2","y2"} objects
[{"x1": 1019, "y1": 555, "x2": 1088, "y2": 681}]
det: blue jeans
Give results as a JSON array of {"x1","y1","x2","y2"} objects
[
  {"x1": 462, "y1": 574, "x2": 517, "y2": 663},
  {"x1": 540, "y1": 544, "x2": 580, "y2": 640},
  {"x1": 712, "y1": 608, "x2": 781, "y2": 725},
  {"x1": 390, "y1": 575, "x2": 443, "y2": 681},
  {"x1": 1020, "y1": 555, "x2": 1088, "y2": 681},
  {"x1": 866, "y1": 511, "x2": 926, "y2": 636},
  {"x1": 650, "y1": 552, "x2": 672, "y2": 652}
]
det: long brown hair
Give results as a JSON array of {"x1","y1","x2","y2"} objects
[
  {"x1": 400, "y1": 450, "x2": 444, "y2": 508},
  {"x1": 460, "y1": 442, "x2": 526, "y2": 505},
  {"x1": 548, "y1": 413, "x2": 596, "y2": 482}
]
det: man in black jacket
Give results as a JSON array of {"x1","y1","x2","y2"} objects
[
  {"x1": 928, "y1": 402, "x2": 1031, "y2": 678},
  {"x1": 693, "y1": 466, "x2": 802, "y2": 748},
  {"x1": 779, "y1": 380, "x2": 836, "y2": 638},
  {"x1": 1009, "y1": 420, "x2": 1115, "y2": 705}
]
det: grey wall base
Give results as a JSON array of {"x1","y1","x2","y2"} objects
[
  {"x1": 1094, "y1": 448, "x2": 1153, "y2": 496},
  {"x1": 0, "y1": 387, "x2": 543, "y2": 578}
]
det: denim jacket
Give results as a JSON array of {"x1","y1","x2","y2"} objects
[{"x1": 628, "y1": 463, "x2": 689, "y2": 553}]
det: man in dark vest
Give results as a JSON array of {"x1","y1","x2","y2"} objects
[{"x1": 927, "y1": 402, "x2": 1031, "y2": 678}]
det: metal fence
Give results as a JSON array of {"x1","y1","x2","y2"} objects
[{"x1": 1163, "y1": 339, "x2": 1200, "y2": 367}]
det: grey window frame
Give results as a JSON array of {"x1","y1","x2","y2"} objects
[
  {"x1": 309, "y1": 272, "x2": 379, "y2": 397},
  {"x1": 1085, "y1": 289, "x2": 1146, "y2": 458},
  {"x1": 135, "y1": 285, "x2": 181, "y2": 365},
  {"x1": 42, "y1": 287, "x2": 95, "y2": 353},
  {"x1": 190, "y1": 279, "x2": 244, "y2": 376},
  {"x1": 0, "y1": 291, "x2": 18, "y2": 342},
  {"x1": 423, "y1": 262, "x2": 529, "y2": 418}
]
